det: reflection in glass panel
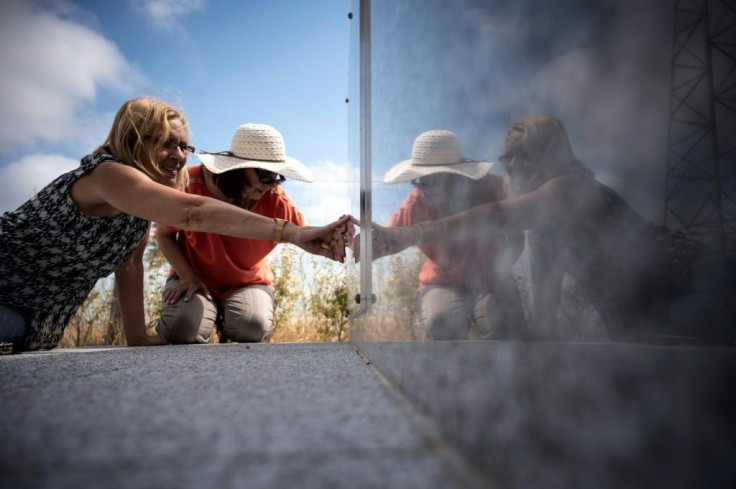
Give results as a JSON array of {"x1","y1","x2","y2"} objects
[{"x1": 351, "y1": 0, "x2": 735, "y2": 346}]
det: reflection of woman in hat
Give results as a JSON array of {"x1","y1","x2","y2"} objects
[
  {"x1": 367, "y1": 114, "x2": 735, "y2": 345},
  {"x1": 156, "y1": 123, "x2": 322, "y2": 344},
  {"x1": 383, "y1": 130, "x2": 526, "y2": 340}
]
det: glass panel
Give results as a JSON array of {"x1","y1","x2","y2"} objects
[{"x1": 348, "y1": 0, "x2": 735, "y2": 485}]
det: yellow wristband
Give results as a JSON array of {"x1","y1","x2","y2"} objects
[{"x1": 273, "y1": 218, "x2": 287, "y2": 243}]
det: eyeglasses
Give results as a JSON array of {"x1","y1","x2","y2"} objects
[
  {"x1": 500, "y1": 149, "x2": 530, "y2": 166},
  {"x1": 254, "y1": 168, "x2": 286, "y2": 185},
  {"x1": 161, "y1": 139, "x2": 195, "y2": 154}
]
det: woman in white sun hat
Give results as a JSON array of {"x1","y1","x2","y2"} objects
[
  {"x1": 381, "y1": 130, "x2": 527, "y2": 340},
  {"x1": 155, "y1": 123, "x2": 338, "y2": 344}
]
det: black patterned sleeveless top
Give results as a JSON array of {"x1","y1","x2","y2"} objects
[
  {"x1": 533, "y1": 165, "x2": 708, "y2": 334},
  {"x1": 0, "y1": 153, "x2": 149, "y2": 350}
]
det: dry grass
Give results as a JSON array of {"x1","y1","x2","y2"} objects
[
  {"x1": 59, "y1": 322, "x2": 125, "y2": 348},
  {"x1": 270, "y1": 314, "x2": 347, "y2": 343},
  {"x1": 349, "y1": 308, "x2": 420, "y2": 342},
  {"x1": 59, "y1": 310, "x2": 346, "y2": 348}
]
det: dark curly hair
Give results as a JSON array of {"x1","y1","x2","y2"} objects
[{"x1": 210, "y1": 169, "x2": 251, "y2": 207}]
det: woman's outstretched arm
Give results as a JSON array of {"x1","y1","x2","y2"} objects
[
  {"x1": 72, "y1": 162, "x2": 350, "y2": 262},
  {"x1": 360, "y1": 173, "x2": 600, "y2": 260}
]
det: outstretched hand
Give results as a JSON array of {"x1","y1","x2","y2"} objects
[
  {"x1": 292, "y1": 214, "x2": 354, "y2": 262},
  {"x1": 353, "y1": 220, "x2": 419, "y2": 262}
]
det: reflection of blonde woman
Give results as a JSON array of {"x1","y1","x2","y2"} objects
[
  {"x1": 367, "y1": 115, "x2": 735, "y2": 345},
  {"x1": 156, "y1": 124, "x2": 314, "y2": 344},
  {"x1": 0, "y1": 97, "x2": 349, "y2": 353},
  {"x1": 382, "y1": 130, "x2": 526, "y2": 340}
]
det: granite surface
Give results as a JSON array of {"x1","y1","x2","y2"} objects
[{"x1": 0, "y1": 342, "x2": 476, "y2": 489}]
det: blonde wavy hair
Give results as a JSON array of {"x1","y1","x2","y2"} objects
[
  {"x1": 95, "y1": 96, "x2": 189, "y2": 190},
  {"x1": 503, "y1": 113, "x2": 580, "y2": 194}
]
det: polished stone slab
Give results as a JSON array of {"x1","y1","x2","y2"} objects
[{"x1": 354, "y1": 339, "x2": 736, "y2": 489}]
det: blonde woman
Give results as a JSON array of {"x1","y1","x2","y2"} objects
[{"x1": 0, "y1": 97, "x2": 349, "y2": 352}]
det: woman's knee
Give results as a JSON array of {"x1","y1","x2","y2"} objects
[
  {"x1": 222, "y1": 314, "x2": 272, "y2": 342},
  {"x1": 221, "y1": 286, "x2": 274, "y2": 343},
  {"x1": 0, "y1": 304, "x2": 30, "y2": 348},
  {"x1": 157, "y1": 292, "x2": 216, "y2": 344},
  {"x1": 420, "y1": 286, "x2": 471, "y2": 340}
]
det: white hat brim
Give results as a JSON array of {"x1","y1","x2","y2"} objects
[
  {"x1": 195, "y1": 153, "x2": 314, "y2": 182},
  {"x1": 383, "y1": 158, "x2": 493, "y2": 184}
]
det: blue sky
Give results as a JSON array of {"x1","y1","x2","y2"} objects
[
  {"x1": 1, "y1": 0, "x2": 685, "y2": 229},
  {"x1": 0, "y1": 0, "x2": 354, "y2": 224}
]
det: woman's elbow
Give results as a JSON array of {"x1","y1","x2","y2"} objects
[{"x1": 172, "y1": 199, "x2": 207, "y2": 230}]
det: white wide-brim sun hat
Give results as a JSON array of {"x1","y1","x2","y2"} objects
[
  {"x1": 196, "y1": 123, "x2": 314, "y2": 182},
  {"x1": 383, "y1": 130, "x2": 493, "y2": 184}
]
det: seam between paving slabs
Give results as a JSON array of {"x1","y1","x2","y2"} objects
[{"x1": 349, "y1": 343, "x2": 496, "y2": 489}]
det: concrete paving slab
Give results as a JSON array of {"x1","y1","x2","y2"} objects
[{"x1": 0, "y1": 343, "x2": 475, "y2": 489}]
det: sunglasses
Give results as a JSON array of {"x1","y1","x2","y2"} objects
[
  {"x1": 410, "y1": 174, "x2": 454, "y2": 189},
  {"x1": 254, "y1": 168, "x2": 286, "y2": 185},
  {"x1": 499, "y1": 152, "x2": 514, "y2": 165}
]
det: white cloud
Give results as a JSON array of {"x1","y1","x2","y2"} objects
[
  {"x1": 285, "y1": 159, "x2": 359, "y2": 225},
  {"x1": 310, "y1": 159, "x2": 357, "y2": 184},
  {"x1": 0, "y1": 0, "x2": 145, "y2": 151},
  {"x1": 0, "y1": 154, "x2": 78, "y2": 213},
  {"x1": 129, "y1": 0, "x2": 206, "y2": 34}
]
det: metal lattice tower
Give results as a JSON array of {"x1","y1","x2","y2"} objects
[{"x1": 665, "y1": 0, "x2": 736, "y2": 256}]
